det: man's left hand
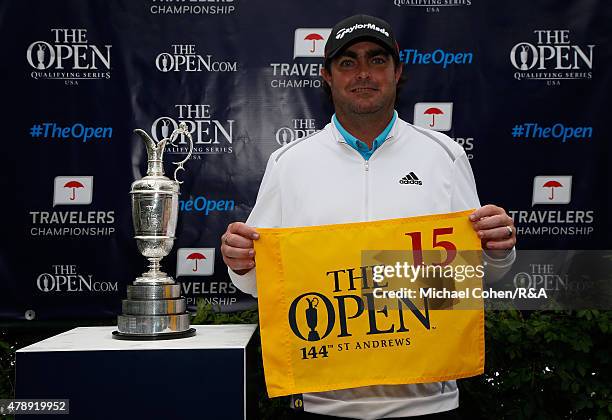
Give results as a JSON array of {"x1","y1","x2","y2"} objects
[{"x1": 469, "y1": 204, "x2": 516, "y2": 254}]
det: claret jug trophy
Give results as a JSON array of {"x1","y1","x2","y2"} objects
[{"x1": 113, "y1": 123, "x2": 196, "y2": 340}]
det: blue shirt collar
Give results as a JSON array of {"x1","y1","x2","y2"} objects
[{"x1": 333, "y1": 111, "x2": 397, "y2": 161}]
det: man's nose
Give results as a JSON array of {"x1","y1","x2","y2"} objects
[{"x1": 356, "y1": 61, "x2": 371, "y2": 79}]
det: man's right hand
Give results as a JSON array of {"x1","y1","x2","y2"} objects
[{"x1": 221, "y1": 222, "x2": 260, "y2": 275}]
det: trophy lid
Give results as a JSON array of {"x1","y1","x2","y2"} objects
[{"x1": 131, "y1": 129, "x2": 179, "y2": 194}]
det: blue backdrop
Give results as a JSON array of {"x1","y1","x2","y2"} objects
[{"x1": 1, "y1": 0, "x2": 610, "y2": 322}]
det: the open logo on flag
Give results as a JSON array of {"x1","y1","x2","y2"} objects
[{"x1": 254, "y1": 210, "x2": 484, "y2": 397}]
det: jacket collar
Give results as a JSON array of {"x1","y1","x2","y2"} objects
[{"x1": 329, "y1": 112, "x2": 401, "y2": 145}]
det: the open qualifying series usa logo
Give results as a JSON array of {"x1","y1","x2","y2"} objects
[
  {"x1": 151, "y1": 104, "x2": 235, "y2": 157},
  {"x1": 26, "y1": 29, "x2": 111, "y2": 84},
  {"x1": 510, "y1": 29, "x2": 594, "y2": 85},
  {"x1": 392, "y1": 0, "x2": 471, "y2": 14}
]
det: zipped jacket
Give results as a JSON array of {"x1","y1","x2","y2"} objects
[{"x1": 229, "y1": 116, "x2": 515, "y2": 419}]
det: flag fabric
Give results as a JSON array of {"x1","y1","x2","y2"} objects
[{"x1": 254, "y1": 210, "x2": 484, "y2": 397}]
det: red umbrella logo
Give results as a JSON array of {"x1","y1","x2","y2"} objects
[
  {"x1": 424, "y1": 107, "x2": 444, "y2": 127},
  {"x1": 64, "y1": 180, "x2": 84, "y2": 201},
  {"x1": 543, "y1": 180, "x2": 563, "y2": 200},
  {"x1": 304, "y1": 33, "x2": 324, "y2": 53},
  {"x1": 187, "y1": 252, "x2": 206, "y2": 272}
]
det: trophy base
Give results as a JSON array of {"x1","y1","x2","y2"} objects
[
  {"x1": 115, "y1": 284, "x2": 194, "y2": 339},
  {"x1": 112, "y1": 328, "x2": 196, "y2": 341}
]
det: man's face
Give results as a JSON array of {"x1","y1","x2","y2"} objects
[{"x1": 321, "y1": 41, "x2": 402, "y2": 116}]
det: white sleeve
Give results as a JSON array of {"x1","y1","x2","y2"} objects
[
  {"x1": 450, "y1": 150, "x2": 516, "y2": 282},
  {"x1": 227, "y1": 152, "x2": 283, "y2": 298},
  {"x1": 450, "y1": 151, "x2": 481, "y2": 211}
]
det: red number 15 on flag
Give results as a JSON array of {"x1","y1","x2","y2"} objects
[{"x1": 405, "y1": 227, "x2": 457, "y2": 267}]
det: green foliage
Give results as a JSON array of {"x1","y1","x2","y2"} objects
[
  {"x1": 0, "y1": 331, "x2": 15, "y2": 400},
  {"x1": 1, "y1": 306, "x2": 609, "y2": 419},
  {"x1": 459, "y1": 310, "x2": 611, "y2": 419},
  {"x1": 191, "y1": 299, "x2": 259, "y2": 325},
  {"x1": 192, "y1": 300, "x2": 293, "y2": 418},
  {"x1": 0, "y1": 331, "x2": 16, "y2": 420}
]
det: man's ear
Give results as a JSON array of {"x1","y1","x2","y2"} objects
[
  {"x1": 321, "y1": 67, "x2": 332, "y2": 87},
  {"x1": 395, "y1": 63, "x2": 403, "y2": 84}
]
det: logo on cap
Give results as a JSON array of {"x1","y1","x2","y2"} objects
[{"x1": 336, "y1": 23, "x2": 390, "y2": 40}]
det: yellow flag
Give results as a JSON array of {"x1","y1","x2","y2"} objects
[{"x1": 254, "y1": 210, "x2": 484, "y2": 397}]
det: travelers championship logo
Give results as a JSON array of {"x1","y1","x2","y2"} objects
[
  {"x1": 510, "y1": 29, "x2": 595, "y2": 85},
  {"x1": 413, "y1": 102, "x2": 475, "y2": 160},
  {"x1": 414, "y1": 102, "x2": 453, "y2": 131},
  {"x1": 270, "y1": 28, "x2": 331, "y2": 88},
  {"x1": 155, "y1": 44, "x2": 237, "y2": 72},
  {"x1": 149, "y1": 0, "x2": 235, "y2": 15},
  {"x1": 26, "y1": 28, "x2": 111, "y2": 84},
  {"x1": 176, "y1": 248, "x2": 239, "y2": 307},
  {"x1": 293, "y1": 29, "x2": 331, "y2": 58},
  {"x1": 532, "y1": 176, "x2": 572, "y2": 205},
  {"x1": 275, "y1": 117, "x2": 320, "y2": 146},
  {"x1": 509, "y1": 176, "x2": 594, "y2": 236},
  {"x1": 177, "y1": 248, "x2": 215, "y2": 276},
  {"x1": 392, "y1": 0, "x2": 471, "y2": 13},
  {"x1": 29, "y1": 176, "x2": 115, "y2": 237},
  {"x1": 53, "y1": 176, "x2": 93, "y2": 206},
  {"x1": 151, "y1": 104, "x2": 235, "y2": 157}
]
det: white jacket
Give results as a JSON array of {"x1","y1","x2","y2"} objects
[{"x1": 229, "y1": 116, "x2": 515, "y2": 418}]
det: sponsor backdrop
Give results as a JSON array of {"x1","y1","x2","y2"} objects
[{"x1": 0, "y1": 0, "x2": 610, "y2": 321}]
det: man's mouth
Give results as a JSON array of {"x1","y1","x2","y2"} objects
[{"x1": 350, "y1": 87, "x2": 378, "y2": 93}]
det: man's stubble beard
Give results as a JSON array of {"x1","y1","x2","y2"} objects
[
  {"x1": 345, "y1": 93, "x2": 395, "y2": 117},
  {"x1": 333, "y1": 86, "x2": 396, "y2": 117}
]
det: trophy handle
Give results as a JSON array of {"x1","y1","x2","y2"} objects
[{"x1": 167, "y1": 122, "x2": 193, "y2": 184}]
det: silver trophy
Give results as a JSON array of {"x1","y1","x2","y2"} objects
[{"x1": 113, "y1": 122, "x2": 196, "y2": 340}]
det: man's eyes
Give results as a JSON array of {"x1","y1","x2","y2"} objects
[{"x1": 339, "y1": 56, "x2": 387, "y2": 67}]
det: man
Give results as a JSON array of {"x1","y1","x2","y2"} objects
[{"x1": 221, "y1": 14, "x2": 516, "y2": 419}]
